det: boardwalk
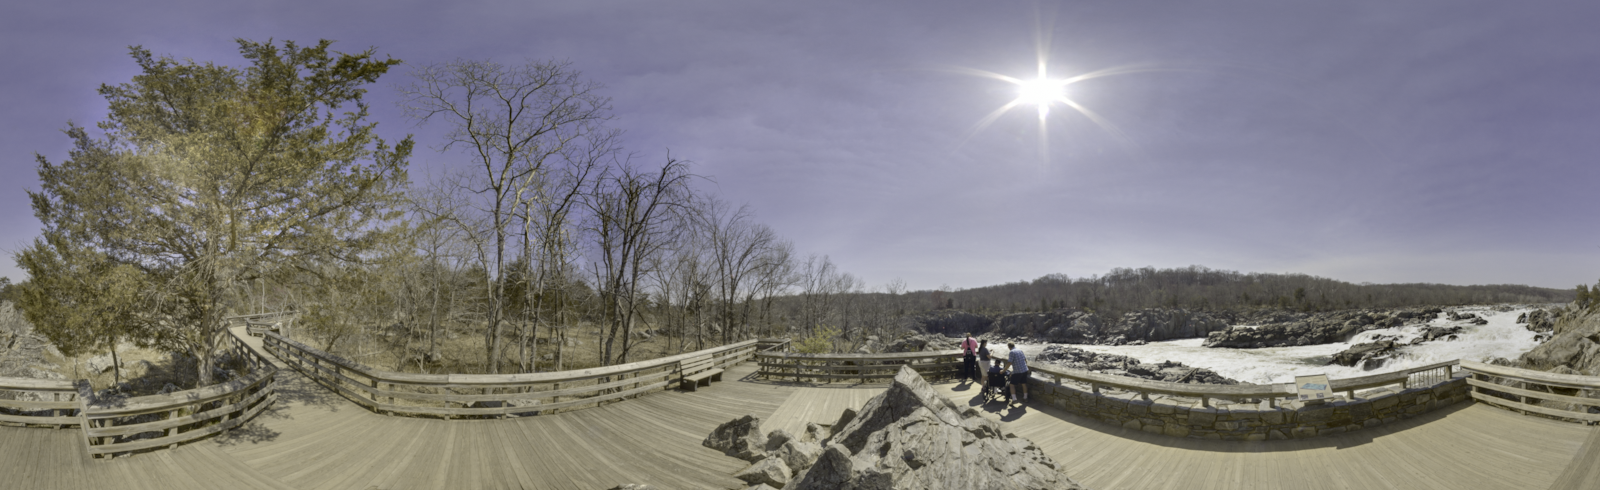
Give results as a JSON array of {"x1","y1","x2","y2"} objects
[{"x1": 1, "y1": 329, "x2": 1593, "y2": 490}]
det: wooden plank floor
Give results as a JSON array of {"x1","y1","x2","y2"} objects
[
  {"x1": 928, "y1": 380, "x2": 1589, "y2": 490},
  {"x1": 3, "y1": 330, "x2": 1591, "y2": 490},
  {"x1": 1548, "y1": 423, "x2": 1600, "y2": 490}
]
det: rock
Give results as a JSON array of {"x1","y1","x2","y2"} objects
[
  {"x1": 1418, "y1": 326, "x2": 1464, "y2": 343},
  {"x1": 882, "y1": 336, "x2": 930, "y2": 353},
  {"x1": 1329, "y1": 341, "x2": 1398, "y2": 369},
  {"x1": 734, "y1": 457, "x2": 791, "y2": 488},
  {"x1": 801, "y1": 423, "x2": 827, "y2": 443},
  {"x1": 855, "y1": 341, "x2": 882, "y2": 355},
  {"x1": 704, "y1": 415, "x2": 769, "y2": 462},
  {"x1": 770, "y1": 440, "x2": 824, "y2": 473},
  {"x1": 1035, "y1": 345, "x2": 1240, "y2": 384},
  {"x1": 745, "y1": 485, "x2": 779, "y2": 490},
  {"x1": 1523, "y1": 309, "x2": 1555, "y2": 333},
  {"x1": 833, "y1": 408, "x2": 857, "y2": 432},
  {"x1": 1519, "y1": 307, "x2": 1600, "y2": 372},
  {"x1": 85, "y1": 354, "x2": 122, "y2": 374},
  {"x1": 765, "y1": 430, "x2": 795, "y2": 452},
  {"x1": 606, "y1": 485, "x2": 658, "y2": 490},
  {"x1": 157, "y1": 383, "x2": 181, "y2": 394},
  {"x1": 788, "y1": 366, "x2": 1085, "y2": 490}
]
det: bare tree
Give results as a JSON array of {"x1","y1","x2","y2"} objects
[
  {"x1": 585, "y1": 157, "x2": 692, "y2": 365},
  {"x1": 399, "y1": 59, "x2": 614, "y2": 373}
]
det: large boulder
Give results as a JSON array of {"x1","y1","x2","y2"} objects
[
  {"x1": 1521, "y1": 309, "x2": 1556, "y2": 333},
  {"x1": 788, "y1": 366, "x2": 1085, "y2": 490},
  {"x1": 1328, "y1": 341, "x2": 1399, "y2": 369},
  {"x1": 882, "y1": 336, "x2": 931, "y2": 353},
  {"x1": 704, "y1": 415, "x2": 769, "y2": 461},
  {"x1": 734, "y1": 457, "x2": 792, "y2": 488}
]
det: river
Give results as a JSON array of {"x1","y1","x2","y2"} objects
[{"x1": 1012, "y1": 306, "x2": 1543, "y2": 385}]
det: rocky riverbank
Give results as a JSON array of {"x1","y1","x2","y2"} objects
[
  {"x1": 908, "y1": 306, "x2": 1512, "y2": 349},
  {"x1": 1034, "y1": 345, "x2": 1239, "y2": 384},
  {"x1": 1202, "y1": 307, "x2": 1444, "y2": 348}
]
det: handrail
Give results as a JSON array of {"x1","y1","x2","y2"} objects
[
  {"x1": 756, "y1": 338, "x2": 791, "y2": 353},
  {"x1": 1029, "y1": 359, "x2": 1460, "y2": 408},
  {"x1": 1461, "y1": 360, "x2": 1600, "y2": 424},
  {"x1": 755, "y1": 349, "x2": 962, "y2": 383},
  {"x1": 0, "y1": 377, "x2": 81, "y2": 428},
  {"x1": 78, "y1": 331, "x2": 278, "y2": 458},
  {"x1": 756, "y1": 348, "x2": 1462, "y2": 408},
  {"x1": 223, "y1": 310, "x2": 297, "y2": 322},
  {"x1": 262, "y1": 331, "x2": 761, "y2": 418}
]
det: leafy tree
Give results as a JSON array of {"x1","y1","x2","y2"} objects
[
  {"x1": 794, "y1": 324, "x2": 841, "y2": 354},
  {"x1": 14, "y1": 236, "x2": 146, "y2": 384},
  {"x1": 22, "y1": 39, "x2": 411, "y2": 385}
]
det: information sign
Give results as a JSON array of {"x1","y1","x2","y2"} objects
[{"x1": 1295, "y1": 374, "x2": 1333, "y2": 401}]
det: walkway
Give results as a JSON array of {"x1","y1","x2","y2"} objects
[{"x1": 2, "y1": 329, "x2": 1594, "y2": 489}]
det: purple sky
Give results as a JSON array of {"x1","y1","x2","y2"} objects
[{"x1": 3, "y1": 1, "x2": 1598, "y2": 291}]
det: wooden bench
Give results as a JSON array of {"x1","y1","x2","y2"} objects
[{"x1": 678, "y1": 355, "x2": 724, "y2": 391}]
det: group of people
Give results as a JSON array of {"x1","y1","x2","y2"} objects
[{"x1": 957, "y1": 333, "x2": 1029, "y2": 404}]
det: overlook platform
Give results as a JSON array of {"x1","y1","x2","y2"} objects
[{"x1": 2, "y1": 328, "x2": 1595, "y2": 490}]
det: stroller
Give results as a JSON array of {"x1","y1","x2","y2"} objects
[{"x1": 982, "y1": 364, "x2": 1011, "y2": 405}]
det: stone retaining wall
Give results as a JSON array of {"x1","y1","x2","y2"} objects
[{"x1": 1023, "y1": 375, "x2": 1471, "y2": 441}]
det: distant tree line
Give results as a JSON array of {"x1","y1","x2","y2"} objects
[{"x1": 903, "y1": 266, "x2": 1574, "y2": 322}]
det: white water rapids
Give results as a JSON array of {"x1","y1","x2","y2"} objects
[{"x1": 1011, "y1": 306, "x2": 1544, "y2": 385}]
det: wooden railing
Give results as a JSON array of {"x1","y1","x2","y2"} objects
[
  {"x1": 1030, "y1": 359, "x2": 1461, "y2": 408},
  {"x1": 756, "y1": 338, "x2": 792, "y2": 353},
  {"x1": 0, "y1": 377, "x2": 81, "y2": 428},
  {"x1": 755, "y1": 350, "x2": 963, "y2": 383},
  {"x1": 226, "y1": 310, "x2": 297, "y2": 337},
  {"x1": 79, "y1": 331, "x2": 278, "y2": 458},
  {"x1": 1462, "y1": 360, "x2": 1600, "y2": 424},
  {"x1": 262, "y1": 331, "x2": 760, "y2": 418}
]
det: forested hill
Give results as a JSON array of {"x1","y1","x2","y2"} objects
[{"x1": 915, "y1": 266, "x2": 1573, "y2": 317}]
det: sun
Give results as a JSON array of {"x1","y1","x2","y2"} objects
[{"x1": 1014, "y1": 77, "x2": 1067, "y2": 117}]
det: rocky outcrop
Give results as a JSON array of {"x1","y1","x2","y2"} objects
[
  {"x1": 1519, "y1": 309, "x2": 1555, "y2": 333},
  {"x1": 1416, "y1": 326, "x2": 1463, "y2": 343},
  {"x1": 1518, "y1": 307, "x2": 1600, "y2": 374},
  {"x1": 1035, "y1": 345, "x2": 1239, "y2": 385},
  {"x1": 787, "y1": 366, "x2": 1085, "y2": 490},
  {"x1": 1104, "y1": 308, "x2": 1230, "y2": 343},
  {"x1": 906, "y1": 310, "x2": 997, "y2": 337},
  {"x1": 706, "y1": 367, "x2": 1084, "y2": 489},
  {"x1": 991, "y1": 308, "x2": 1227, "y2": 345},
  {"x1": 1328, "y1": 341, "x2": 1399, "y2": 369},
  {"x1": 1204, "y1": 307, "x2": 1443, "y2": 348},
  {"x1": 881, "y1": 335, "x2": 931, "y2": 353}
]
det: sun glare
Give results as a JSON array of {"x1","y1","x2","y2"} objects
[{"x1": 1015, "y1": 78, "x2": 1065, "y2": 109}]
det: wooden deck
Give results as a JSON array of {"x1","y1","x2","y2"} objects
[
  {"x1": 931, "y1": 380, "x2": 1592, "y2": 490},
  {"x1": 1, "y1": 330, "x2": 1592, "y2": 490}
]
